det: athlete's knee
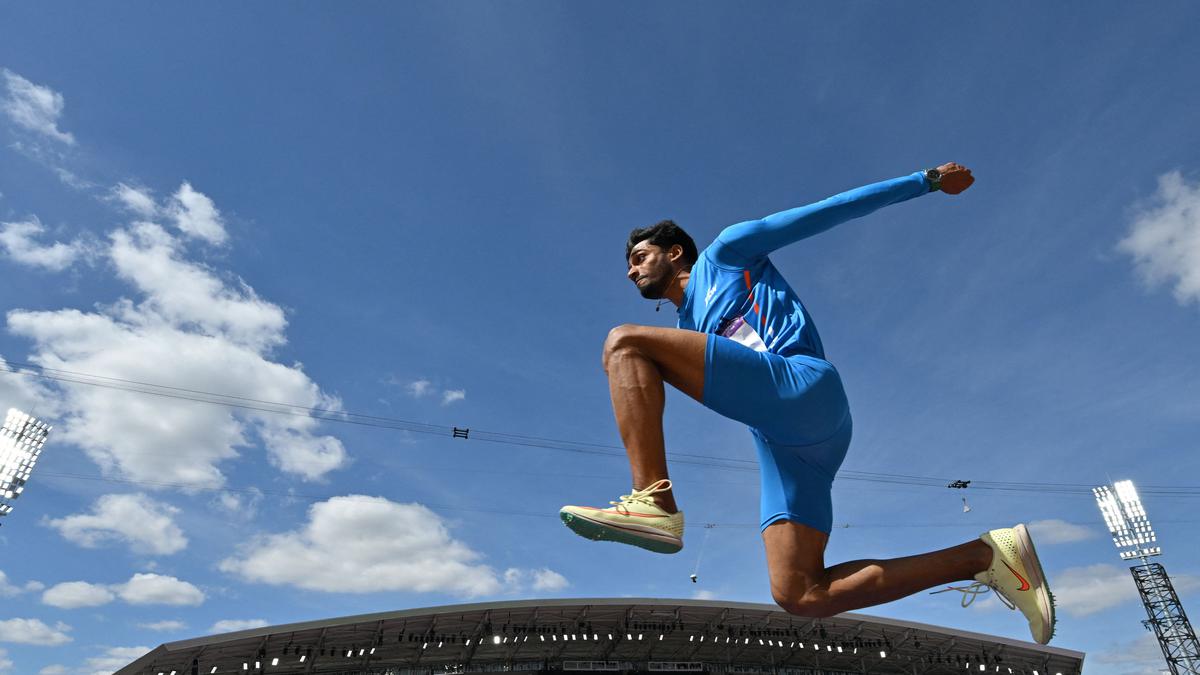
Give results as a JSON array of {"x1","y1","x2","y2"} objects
[
  {"x1": 770, "y1": 573, "x2": 838, "y2": 618},
  {"x1": 772, "y1": 585, "x2": 838, "y2": 619},
  {"x1": 602, "y1": 324, "x2": 644, "y2": 371}
]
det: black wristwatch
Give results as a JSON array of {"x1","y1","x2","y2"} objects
[{"x1": 924, "y1": 168, "x2": 942, "y2": 192}]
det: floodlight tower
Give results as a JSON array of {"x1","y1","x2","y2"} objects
[
  {"x1": 1094, "y1": 480, "x2": 1200, "y2": 675},
  {"x1": 0, "y1": 408, "x2": 52, "y2": 523}
]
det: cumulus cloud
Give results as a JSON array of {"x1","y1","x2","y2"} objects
[
  {"x1": 0, "y1": 570, "x2": 41, "y2": 597},
  {"x1": 7, "y1": 196, "x2": 347, "y2": 488},
  {"x1": 209, "y1": 619, "x2": 268, "y2": 634},
  {"x1": 400, "y1": 378, "x2": 465, "y2": 406},
  {"x1": 1026, "y1": 519, "x2": 1096, "y2": 545},
  {"x1": 0, "y1": 618, "x2": 71, "y2": 646},
  {"x1": 112, "y1": 183, "x2": 158, "y2": 218},
  {"x1": 1119, "y1": 171, "x2": 1200, "y2": 306},
  {"x1": 114, "y1": 573, "x2": 204, "y2": 606},
  {"x1": 407, "y1": 379, "x2": 433, "y2": 398},
  {"x1": 1, "y1": 69, "x2": 75, "y2": 145},
  {"x1": 0, "y1": 217, "x2": 90, "y2": 271},
  {"x1": 38, "y1": 666, "x2": 68, "y2": 675},
  {"x1": 221, "y1": 495, "x2": 513, "y2": 596},
  {"x1": 41, "y1": 581, "x2": 115, "y2": 609},
  {"x1": 42, "y1": 572, "x2": 204, "y2": 610},
  {"x1": 503, "y1": 567, "x2": 569, "y2": 592},
  {"x1": 137, "y1": 620, "x2": 185, "y2": 632},
  {"x1": 1053, "y1": 564, "x2": 1139, "y2": 616},
  {"x1": 0, "y1": 572, "x2": 20, "y2": 598},
  {"x1": 169, "y1": 182, "x2": 227, "y2": 244},
  {"x1": 1092, "y1": 634, "x2": 1166, "y2": 675},
  {"x1": 45, "y1": 493, "x2": 187, "y2": 555},
  {"x1": 0, "y1": 356, "x2": 57, "y2": 418},
  {"x1": 83, "y1": 646, "x2": 151, "y2": 675},
  {"x1": 212, "y1": 488, "x2": 264, "y2": 520}
]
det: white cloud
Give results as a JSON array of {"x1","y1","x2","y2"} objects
[
  {"x1": 208, "y1": 619, "x2": 268, "y2": 634},
  {"x1": 0, "y1": 217, "x2": 90, "y2": 271},
  {"x1": 83, "y1": 646, "x2": 150, "y2": 675},
  {"x1": 442, "y1": 389, "x2": 466, "y2": 405},
  {"x1": 42, "y1": 581, "x2": 115, "y2": 609},
  {"x1": 137, "y1": 620, "x2": 185, "y2": 632},
  {"x1": 212, "y1": 488, "x2": 264, "y2": 520},
  {"x1": 112, "y1": 183, "x2": 158, "y2": 218},
  {"x1": 1026, "y1": 518, "x2": 1096, "y2": 545},
  {"x1": 407, "y1": 379, "x2": 432, "y2": 397},
  {"x1": 169, "y1": 182, "x2": 227, "y2": 245},
  {"x1": 7, "y1": 211, "x2": 347, "y2": 488},
  {"x1": 45, "y1": 493, "x2": 187, "y2": 555},
  {"x1": 0, "y1": 573, "x2": 19, "y2": 598},
  {"x1": 0, "y1": 648, "x2": 11, "y2": 674},
  {"x1": 1120, "y1": 171, "x2": 1200, "y2": 306},
  {"x1": 1, "y1": 69, "x2": 75, "y2": 145},
  {"x1": 107, "y1": 220, "x2": 282, "y2": 349},
  {"x1": 1053, "y1": 563, "x2": 1139, "y2": 617},
  {"x1": 219, "y1": 495, "x2": 504, "y2": 596},
  {"x1": 0, "y1": 618, "x2": 72, "y2": 645},
  {"x1": 38, "y1": 666, "x2": 68, "y2": 675},
  {"x1": 530, "y1": 568, "x2": 568, "y2": 591},
  {"x1": 692, "y1": 590, "x2": 717, "y2": 600},
  {"x1": 114, "y1": 573, "x2": 204, "y2": 606},
  {"x1": 503, "y1": 567, "x2": 569, "y2": 592},
  {"x1": 0, "y1": 570, "x2": 40, "y2": 597},
  {"x1": 0, "y1": 357, "x2": 57, "y2": 419},
  {"x1": 1092, "y1": 634, "x2": 1166, "y2": 675}
]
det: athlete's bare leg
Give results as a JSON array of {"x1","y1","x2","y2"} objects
[
  {"x1": 763, "y1": 520, "x2": 993, "y2": 617},
  {"x1": 602, "y1": 323, "x2": 991, "y2": 613},
  {"x1": 601, "y1": 324, "x2": 708, "y2": 514}
]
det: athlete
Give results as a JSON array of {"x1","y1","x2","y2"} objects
[{"x1": 560, "y1": 164, "x2": 1056, "y2": 644}]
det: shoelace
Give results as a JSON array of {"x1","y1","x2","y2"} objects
[
  {"x1": 610, "y1": 479, "x2": 672, "y2": 512},
  {"x1": 930, "y1": 581, "x2": 1016, "y2": 610}
]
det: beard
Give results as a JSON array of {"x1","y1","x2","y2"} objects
[{"x1": 636, "y1": 263, "x2": 674, "y2": 299}]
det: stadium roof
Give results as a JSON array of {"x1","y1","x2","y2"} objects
[{"x1": 116, "y1": 598, "x2": 1084, "y2": 675}]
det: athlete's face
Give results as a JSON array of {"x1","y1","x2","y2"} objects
[{"x1": 627, "y1": 241, "x2": 679, "y2": 299}]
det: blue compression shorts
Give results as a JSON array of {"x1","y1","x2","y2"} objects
[{"x1": 702, "y1": 334, "x2": 852, "y2": 533}]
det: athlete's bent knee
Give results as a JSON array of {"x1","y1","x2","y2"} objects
[
  {"x1": 772, "y1": 588, "x2": 837, "y2": 619},
  {"x1": 603, "y1": 324, "x2": 642, "y2": 372}
]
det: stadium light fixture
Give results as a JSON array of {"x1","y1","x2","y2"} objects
[
  {"x1": 1093, "y1": 480, "x2": 1161, "y2": 560},
  {"x1": 0, "y1": 408, "x2": 52, "y2": 522}
]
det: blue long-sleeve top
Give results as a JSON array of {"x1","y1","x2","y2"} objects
[{"x1": 677, "y1": 171, "x2": 931, "y2": 360}]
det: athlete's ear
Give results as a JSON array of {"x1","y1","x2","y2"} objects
[{"x1": 668, "y1": 244, "x2": 685, "y2": 264}]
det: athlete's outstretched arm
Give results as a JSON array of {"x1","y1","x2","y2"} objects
[{"x1": 712, "y1": 163, "x2": 973, "y2": 265}]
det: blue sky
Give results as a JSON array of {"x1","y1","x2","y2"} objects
[{"x1": 1, "y1": 3, "x2": 1199, "y2": 673}]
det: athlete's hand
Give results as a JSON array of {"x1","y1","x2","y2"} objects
[{"x1": 937, "y1": 162, "x2": 974, "y2": 195}]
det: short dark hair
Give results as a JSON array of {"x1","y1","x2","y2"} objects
[{"x1": 625, "y1": 220, "x2": 698, "y2": 268}]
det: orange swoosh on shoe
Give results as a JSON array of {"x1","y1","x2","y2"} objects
[
  {"x1": 575, "y1": 506, "x2": 664, "y2": 518},
  {"x1": 1004, "y1": 561, "x2": 1031, "y2": 591}
]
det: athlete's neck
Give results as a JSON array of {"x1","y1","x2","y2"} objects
[{"x1": 661, "y1": 268, "x2": 690, "y2": 308}]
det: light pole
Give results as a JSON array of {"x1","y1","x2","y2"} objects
[
  {"x1": 0, "y1": 408, "x2": 52, "y2": 523},
  {"x1": 1094, "y1": 480, "x2": 1199, "y2": 675}
]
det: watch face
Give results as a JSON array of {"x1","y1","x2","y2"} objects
[{"x1": 926, "y1": 169, "x2": 941, "y2": 180}]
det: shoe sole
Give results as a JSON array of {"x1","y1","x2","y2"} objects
[
  {"x1": 1013, "y1": 524, "x2": 1056, "y2": 644},
  {"x1": 560, "y1": 510, "x2": 682, "y2": 554}
]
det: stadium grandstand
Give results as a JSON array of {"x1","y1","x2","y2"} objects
[{"x1": 115, "y1": 598, "x2": 1083, "y2": 675}]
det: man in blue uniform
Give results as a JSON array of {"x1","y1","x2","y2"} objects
[{"x1": 560, "y1": 164, "x2": 1057, "y2": 644}]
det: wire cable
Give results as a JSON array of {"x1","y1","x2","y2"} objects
[{"x1": 4, "y1": 360, "x2": 1199, "y2": 498}]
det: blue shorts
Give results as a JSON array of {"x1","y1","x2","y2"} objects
[{"x1": 702, "y1": 334, "x2": 852, "y2": 533}]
